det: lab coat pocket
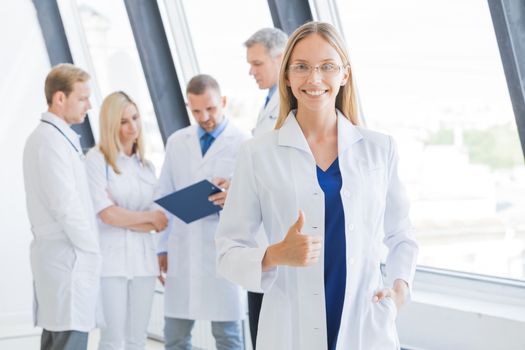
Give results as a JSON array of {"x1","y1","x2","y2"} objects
[
  {"x1": 362, "y1": 294, "x2": 399, "y2": 350},
  {"x1": 73, "y1": 249, "x2": 102, "y2": 277},
  {"x1": 361, "y1": 164, "x2": 386, "y2": 197},
  {"x1": 357, "y1": 154, "x2": 385, "y2": 183},
  {"x1": 72, "y1": 250, "x2": 102, "y2": 307},
  {"x1": 382, "y1": 296, "x2": 398, "y2": 319}
]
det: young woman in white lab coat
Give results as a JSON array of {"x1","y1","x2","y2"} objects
[
  {"x1": 85, "y1": 92, "x2": 168, "y2": 350},
  {"x1": 216, "y1": 22, "x2": 418, "y2": 350}
]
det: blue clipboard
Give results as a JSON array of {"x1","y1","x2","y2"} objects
[{"x1": 155, "y1": 180, "x2": 224, "y2": 224}]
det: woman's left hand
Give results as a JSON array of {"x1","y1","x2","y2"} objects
[{"x1": 372, "y1": 279, "x2": 409, "y2": 309}]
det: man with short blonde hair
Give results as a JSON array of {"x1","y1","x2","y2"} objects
[
  {"x1": 23, "y1": 63, "x2": 101, "y2": 350},
  {"x1": 44, "y1": 64, "x2": 91, "y2": 105}
]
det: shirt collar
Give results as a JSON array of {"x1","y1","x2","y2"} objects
[
  {"x1": 197, "y1": 117, "x2": 229, "y2": 139},
  {"x1": 267, "y1": 85, "x2": 277, "y2": 99},
  {"x1": 41, "y1": 112, "x2": 81, "y2": 143},
  {"x1": 118, "y1": 150, "x2": 139, "y2": 161}
]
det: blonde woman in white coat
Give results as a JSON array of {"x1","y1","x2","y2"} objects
[
  {"x1": 216, "y1": 22, "x2": 418, "y2": 350},
  {"x1": 86, "y1": 91, "x2": 168, "y2": 350}
]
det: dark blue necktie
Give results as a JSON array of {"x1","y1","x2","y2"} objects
[
  {"x1": 201, "y1": 133, "x2": 214, "y2": 155},
  {"x1": 264, "y1": 93, "x2": 271, "y2": 108}
]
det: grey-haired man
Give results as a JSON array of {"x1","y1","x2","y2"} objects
[{"x1": 244, "y1": 27, "x2": 288, "y2": 349}]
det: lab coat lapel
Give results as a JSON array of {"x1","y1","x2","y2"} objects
[
  {"x1": 336, "y1": 109, "x2": 363, "y2": 156},
  {"x1": 277, "y1": 112, "x2": 312, "y2": 156},
  {"x1": 181, "y1": 126, "x2": 203, "y2": 167},
  {"x1": 265, "y1": 92, "x2": 279, "y2": 120},
  {"x1": 201, "y1": 122, "x2": 234, "y2": 163},
  {"x1": 336, "y1": 110, "x2": 364, "y2": 202},
  {"x1": 256, "y1": 92, "x2": 279, "y2": 124}
]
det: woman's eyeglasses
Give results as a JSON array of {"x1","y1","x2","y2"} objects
[{"x1": 287, "y1": 63, "x2": 347, "y2": 77}]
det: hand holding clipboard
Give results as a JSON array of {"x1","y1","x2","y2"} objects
[{"x1": 154, "y1": 179, "x2": 225, "y2": 224}]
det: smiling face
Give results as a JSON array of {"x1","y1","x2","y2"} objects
[
  {"x1": 119, "y1": 103, "x2": 141, "y2": 147},
  {"x1": 247, "y1": 43, "x2": 282, "y2": 90},
  {"x1": 286, "y1": 34, "x2": 349, "y2": 115},
  {"x1": 187, "y1": 89, "x2": 226, "y2": 133}
]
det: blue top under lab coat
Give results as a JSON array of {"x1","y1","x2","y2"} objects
[{"x1": 317, "y1": 158, "x2": 347, "y2": 350}]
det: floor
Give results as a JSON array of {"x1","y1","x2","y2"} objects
[
  {"x1": 0, "y1": 310, "x2": 247, "y2": 350},
  {"x1": 0, "y1": 324, "x2": 165, "y2": 349}
]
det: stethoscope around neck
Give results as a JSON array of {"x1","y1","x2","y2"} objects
[{"x1": 40, "y1": 119, "x2": 85, "y2": 160}]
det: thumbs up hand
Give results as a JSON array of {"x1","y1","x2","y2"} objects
[
  {"x1": 282, "y1": 211, "x2": 323, "y2": 266},
  {"x1": 262, "y1": 210, "x2": 323, "y2": 271}
]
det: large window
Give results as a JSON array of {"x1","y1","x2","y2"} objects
[
  {"x1": 181, "y1": 0, "x2": 274, "y2": 133},
  {"x1": 337, "y1": 0, "x2": 525, "y2": 280},
  {"x1": 63, "y1": 0, "x2": 165, "y2": 171}
]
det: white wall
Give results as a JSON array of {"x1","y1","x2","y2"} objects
[
  {"x1": 396, "y1": 268, "x2": 525, "y2": 350},
  {"x1": 398, "y1": 300, "x2": 525, "y2": 350},
  {"x1": 0, "y1": 0, "x2": 50, "y2": 326}
]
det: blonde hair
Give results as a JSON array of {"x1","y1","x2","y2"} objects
[
  {"x1": 275, "y1": 21, "x2": 358, "y2": 129},
  {"x1": 45, "y1": 63, "x2": 90, "y2": 105},
  {"x1": 98, "y1": 91, "x2": 146, "y2": 174}
]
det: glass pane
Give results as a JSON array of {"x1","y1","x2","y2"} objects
[
  {"x1": 181, "y1": 0, "x2": 274, "y2": 133},
  {"x1": 337, "y1": 0, "x2": 525, "y2": 280},
  {"x1": 75, "y1": 0, "x2": 165, "y2": 172}
]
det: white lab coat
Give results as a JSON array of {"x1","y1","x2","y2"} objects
[
  {"x1": 251, "y1": 90, "x2": 279, "y2": 248},
  {"x1": 216, "y1": 110, "x2": 419, "y2": 350},
  {"x1": 252, "y1": 90, "x2": 279, "y2": 137},
  {"x1": 85, "y1": 148, "x2": 159, "y2": 278},
  {"x1": 157, "y1": 120, "x2": 249, "y2": 321},
  {"x1": 23, "y1": 112, "x2": 102, "y2": 332}
]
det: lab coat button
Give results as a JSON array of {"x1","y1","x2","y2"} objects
[
  {"x1": 347, "y1": 223, "x2": 354, "y2": 231},
  {"x1": 348, "y1": 257, "x2": 355, "y2": 265},
  {"x1": 343, "y1": 190, "x2": 350, "y2": 197}
]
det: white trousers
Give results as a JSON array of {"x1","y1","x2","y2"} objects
[{"x1": 98, "y1": 276, "x2": 156, "y2": 350}]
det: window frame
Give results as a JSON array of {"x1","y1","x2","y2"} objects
[{"x1": 312, "y1": 3, "x2": 525, "y2": 342}]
